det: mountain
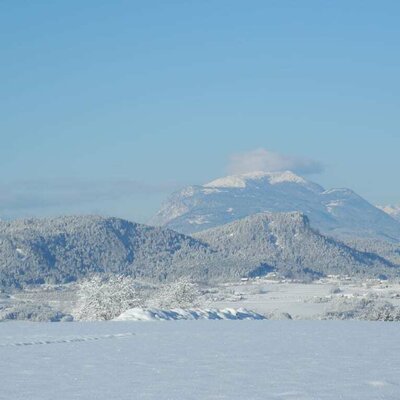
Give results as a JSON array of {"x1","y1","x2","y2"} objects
[
  {"x1": 0, "y1": 216, "x2": 214, "y2": 288},
  {"x1": 1, "y1": 214, "x2": 397, "y2": 289},
  {"x1": 194, "y1": 212, "x2": 397, "y2": 280},
  {"x1": 377, "y1": 205, "x2": 400, "y2": 222},
  {"x1": 150, "y1": 171, "x2": 400, "y2": 242}
]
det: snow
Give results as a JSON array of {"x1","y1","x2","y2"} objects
[
  {"x1": 1, "y1": 321, "x2": 400, "y2": 399},
  {"x1": 204, "y1": 174, "x2": 250, "y2": 188},
  {"x1": 208, "y1": 278, "x2": 400, "y2": 319},
  {"x1": 377, "y1": 204, "x2": 400, "y2": 221},
  {"x1": 325, "y1": 200, "x2": 344, "y2": 214},
  {"x1": 202, "y1": 188, "x2": 222, "y2": 195},
  {"x1": 181, "y1": 187, "x2": 196, "y2": 197},
  {"x1": 204, "y1": 170, "x2": 308, "y2": 189},
  {"x1": 322, "y1": 188, "x2": 354, "y2": 196},
  {"x1": 187, "y1": 215, "x2": 210, "y2": 225},
  {"x1": 115, "y1": 308, "x2": 265, "y2": 321},
  {"x1": 268, "y1": 170, "x2": 308, "y2": 185}
]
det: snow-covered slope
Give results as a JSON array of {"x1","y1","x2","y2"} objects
[
  {"x1": 204, "y1": 171, "x2": 321, "y2": 190},
  {"x1": 150, "y1": 171, "x2": 400, "y2": 242},
  {"x1": 377, "y1": 205, "x2": 400, "y2": 222}
]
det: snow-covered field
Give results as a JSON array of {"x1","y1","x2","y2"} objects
[
  {"x1": 1, "y1": 321, "x2": 400, "y2": 399},
  {"x1": 0, "y1": 277, "x2": 400, "y2": 320},
  {"x1": 207, "y1": 277, "x2": 400, "y2": 319},
  {"x1": 3, "y1": 276, "x2": 400, "y2": 322}
]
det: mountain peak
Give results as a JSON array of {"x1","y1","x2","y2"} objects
[
  {"x1": 151, "y1": 171, "x2": 400, "y2": 241},
  {"x1": 204, "y1": 170, "x2": 310, "y2": 189}
]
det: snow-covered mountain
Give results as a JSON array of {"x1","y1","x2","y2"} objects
[
  {"x1": 2, "y1": 213, "x2": 397, "y2": 289},
  {"x1": 150, "y1": 171, "x2": 400, "y2": 242},
  {"x1": 377, "y1": 205, "x2": 400, "y2": 222}
]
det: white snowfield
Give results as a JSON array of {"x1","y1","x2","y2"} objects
[
  {"x1": 378, "y1": 204, "x2": 400, "y2": 221},
  {"x1": 204, "y1": 170, "x2": 309, "y2": 188},
  {"x1": 115, "y1": 307, "x2": 266, "y2": 321},
  {"x1": 1, "y1": 321, "x2": 399, "y2": 400}
]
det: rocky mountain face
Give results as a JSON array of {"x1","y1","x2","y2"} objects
[
  {"x1": 1, "y1": 214, "x2": 398, "y2": 289},
  {"x1": 150, "y1": 171, "x2": 400, "y2": 242}
]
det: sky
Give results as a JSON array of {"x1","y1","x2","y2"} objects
[{"x1": 1, "y1": 1, "x2": 400, "y2": 222}]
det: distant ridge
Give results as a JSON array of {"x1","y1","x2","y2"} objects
[{"x1": 150, "y1": 171, "x2": 400, "y2": 242}]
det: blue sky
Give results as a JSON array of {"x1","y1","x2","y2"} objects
[{"x1": 1, "y1": 1, "x2": 399, "y2": 222}]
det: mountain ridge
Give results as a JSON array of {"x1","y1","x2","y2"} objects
[
  {"x1": 150, "y1": 171, "x2": 400, "y2": 242},
  {"x1": 1, "y1": 213, "x2": 398, "y2": 289}
]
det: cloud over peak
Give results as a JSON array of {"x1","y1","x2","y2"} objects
[{"x1": 228, "y1": 148, "x2": 324, "y2": 175}]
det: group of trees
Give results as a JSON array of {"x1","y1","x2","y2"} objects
[
  {"x1": 73, "y1": 275, "x2": 201, "y2": 321},
  {"x1": 324, "y1": 295, "x2": 400, "y2": 322},
  {"x1": 0, "y1": 303, "x2": 68, "y2": 322}
]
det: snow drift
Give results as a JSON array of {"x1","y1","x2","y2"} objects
[{"x1": 115, "y1": 308, "x2": 266, "y2": 321}]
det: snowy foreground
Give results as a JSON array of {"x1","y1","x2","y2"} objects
[{"x1": 1, "y1": 321, "x2": 400, "y2": 400}]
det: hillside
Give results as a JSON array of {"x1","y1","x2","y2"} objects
[
  {"x1": 1, "y1": 214, "x2": 398, "y2": 289},
  {"x1": 194, "y1": 212, "x2": 398, "y2": 279},
  {"x1": 0, "y1": 216, "x2": 214, "y2": 287}
]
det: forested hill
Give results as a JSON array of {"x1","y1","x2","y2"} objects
[
  {"x1": 0, "y1": 214, "x2": 398, "y2": 289},
  {"x1": 0, "y1": 216, "x2": 212, "y2": 288},
  {"x1": 194, "y1": 212, "x2": 398, "y2": 279}
]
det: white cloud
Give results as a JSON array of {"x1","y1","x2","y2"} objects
[{"x1": 228, "y1": 148, "x2": 324, "y2": 175}]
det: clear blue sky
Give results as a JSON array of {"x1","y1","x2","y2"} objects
[{"x1": 1, "y1": 1, "x2": 399, "y2": 222}]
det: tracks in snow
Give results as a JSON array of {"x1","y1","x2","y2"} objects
[{"x1": 0, "y1": 332, "x2": 136, "y2": 348}]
